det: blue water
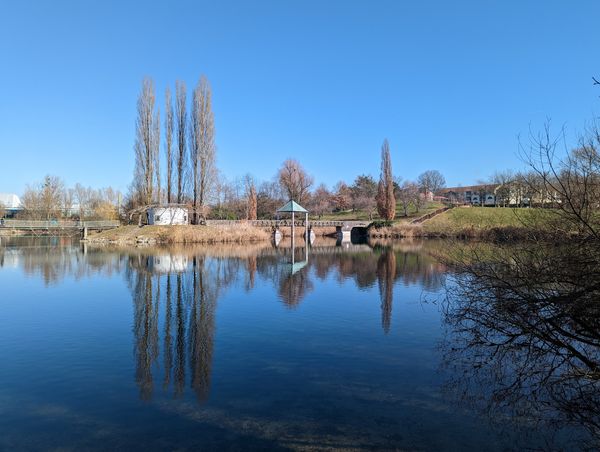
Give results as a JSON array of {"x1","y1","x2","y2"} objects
[{"x1": 0, "y1": 237, "x2": 582, "y2": 450}]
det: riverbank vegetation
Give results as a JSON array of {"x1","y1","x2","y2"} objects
[{"x1": 87, "y1": 224, "x2": 270, "y2": 245}]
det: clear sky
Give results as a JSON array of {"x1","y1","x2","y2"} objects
[{"x1": 1, "y1": 0, "x2": 599, "y2": 195}]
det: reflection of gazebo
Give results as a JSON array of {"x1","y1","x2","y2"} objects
[
  {"x1": 276, "y1": 200, "x2": 310, "y2": 272},
  {"x1": 276, "y1": 200, "x2": 309, "y2": 240}
]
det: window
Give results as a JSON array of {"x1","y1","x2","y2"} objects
[{"x1": 155, "y1": 215, "x2": 161, "y2": 222}]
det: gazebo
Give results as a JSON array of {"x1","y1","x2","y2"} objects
[{"x1": 276, "y1": 200, "x2": 309, "y2": 241}]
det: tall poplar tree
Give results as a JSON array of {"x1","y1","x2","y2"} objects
[
  {"x1": 175, "y1": 81, "x2": 187, "y2": 204},
  {"x1": 133, "y1": 77, "x2": 160, "y2": 206},
  {"x1": 376, "y1": 139, "x2": 395, "y2": 220},
  {"x1": 165, "y1": 87, "x2": 174, "y2": 203},
  {"x1": 190, "y1": 75, "x2": 216, "y2": 222}
]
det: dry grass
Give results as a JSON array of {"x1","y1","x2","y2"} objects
[
  {"x1": 367, "y1": 223, "x2": 424, "y2": 239},
  {"x1": 86, "y1": 224, "x2": 270, "y2": 245}
]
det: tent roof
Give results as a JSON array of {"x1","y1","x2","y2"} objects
[{"x1": 277, "y1": 200, "x2": 308, "y2": 213}]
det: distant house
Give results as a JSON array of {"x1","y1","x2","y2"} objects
[
  {"x1": 147, "y1": 206, "x2": 188, "y2": 225},
  {"x1": 438, "y1": 185, "x2": 499, "y2": 206}
]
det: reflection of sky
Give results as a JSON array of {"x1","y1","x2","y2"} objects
[{"x1": 0, "y1": 242, "x2": 548, "y2": 450}]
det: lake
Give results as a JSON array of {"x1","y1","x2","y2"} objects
[{"x1": 0, "y1": 237, "x2": 593, "y2": 450}]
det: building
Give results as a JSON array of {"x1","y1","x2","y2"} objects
[
  {"x1": 0, "y1": 193, "x2": 22, "y2": 217},
  {"x1": 147, "y1": 206, "x2": 188, "y2": 225},
  {"x1": 438, "y1": 185, "x2": 499, "y2": 206}
]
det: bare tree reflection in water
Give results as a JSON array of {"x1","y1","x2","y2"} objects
[
  {"x1": 127, "y1": 254, "x2": 241, "y2": 403},
  {"x1": 6, "y1": 239, "x2": 450, "y2": 403},
  {"x1": 442, "y1": 243, "x2": 600, "y2": 448},
  {"x1": 174, "y1": 273, "x2": 186, "y2": 397},
  {"x1": 0, "y1": 236, "x2": 123, "y2": 285},
  {"x1": 162, "y1": 274, "x2": 173, "y2": 390},
  {"x1": 245, "y1": 255, "x2": 257, "y2": 291},
  {"x1": 189, "y1": 257, "x2": 217, "y2": 402}
]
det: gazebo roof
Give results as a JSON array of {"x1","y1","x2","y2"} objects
[{"x1": 277, "y1": 200, "x2": 308, "y2": 213}]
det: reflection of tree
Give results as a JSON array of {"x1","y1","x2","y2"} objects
[
  {"x1": 189, "y1": 258, "x2": 217, "y2": 402},
  {"x1": 132, "y1": 272, "x2": 159, "y2": 400},
  {"x1": 443, "y1": 243, "x2": 600, "y2": 448},
  {"x1": 377, "y1": 249, "x2": 396, "y2": 334},
  {"x1": 0, "y1": 237, "x2": 122, "y2": 285},
  {"x1": 129, "y1": 255, "x2": 224, "y2": 403},
  {"x1": 278, "y1": 269, "x2": 314, "y2": 308},
  {"x1": 245, "y1": 256, "x2": 257, "y2": 291}
]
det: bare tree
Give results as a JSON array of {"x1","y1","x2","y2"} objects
[
  {"x1": 417, "y1": 170, "x2": 446, "y2": 196},
  {"x1": 491, "y1": 170, "x2": 514, "y2": 207},
  {"x1": 396, "y1": 181, "x2": 418, "y2": 217},
  {"x1": 133, "y1": 77, "x2": 160, "y2": 206},
  {"x1": 190, "y1": 76, "x2": 216, "y2": 222},
  {"x1": 74, "y1": 183, "x2": 90, "y2": 220},
  {"x1": 0, "y1": 202, "x2": 5, "y2": 218},
  {"x1": 309, "y1": 183, "x2": 333, "y2": 219},
  {"x1": 62, "y1": 188, "x2": 74, "y2": 218},
  {"x1": 520, "y1": 122, "x2": 600, "y2": 238},
  {"x1": 278, "y1": 159, "x2": 314, "y2": 204},
  {"x1": 20, "y1": 175, "x2": 65, "y2": 220},
  {"x1": 154, "y1": 108, "x2": 161, "y2": 203},
  {"x1": 376, "y1": 139, "x2": 395, "y2": 220},
  {"x1": 165, "y1": 87, "x2": 174, "y2": 204},
  {"x1": 257, "y1": 181, "x2": 284, "y2": 219},
  {"x1": 175, "y1": 80, "x2": 187, "y2": 204}
]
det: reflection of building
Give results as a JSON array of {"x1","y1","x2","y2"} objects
[{"x1": 148, "y1": 255, "x2": 189, "y2": 274}]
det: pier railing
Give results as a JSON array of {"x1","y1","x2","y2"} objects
[
  {"x1": 0, "y1": 220, "x2": 120, "y2": 229},
  {"x1": 204, "y1": 219, "x2": 371, "y2": 228}
]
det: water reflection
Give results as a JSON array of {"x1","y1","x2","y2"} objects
[
  {"x1": 0, "y1": 236, "x2": 124, "y2": 285},
  {"x1": 442, "y1": 242, "x2": 600, "y2": 448},
  {"x1": 6, "y1": 237, "x2": 597, "y2": 448},
  {"x1": 118, "y1": 239, "x2": 445, "y2": 402},
  {"x1": 0, "y1": 237, "x2": 446, "y2": 405}
]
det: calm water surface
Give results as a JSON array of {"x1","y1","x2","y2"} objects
[{"x1": 0, "y1": 237, "x2": 589, "y2": 450}]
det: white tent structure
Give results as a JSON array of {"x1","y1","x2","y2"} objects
[
  {"x1": 0, "y1": 193, "x2": 22, "y2": 217},
  {"x1": 0, "y1": 193, "x2": 21, "y2": 209}
]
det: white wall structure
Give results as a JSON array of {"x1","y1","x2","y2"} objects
[{"x1": 147, "y1": 206, "x2": 188, "y2": 225}]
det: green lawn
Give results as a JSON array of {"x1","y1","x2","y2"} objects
[
  {"x1": 318, "y1": 202, "x2": 445, "y2": 222},
  {"x1": 423, "y1": 206, "x2": 553, "y2": 234}
]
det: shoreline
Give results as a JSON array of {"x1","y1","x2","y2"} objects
[{"x1": 83, "y1": 224, "x2": 338, "y2": 246}]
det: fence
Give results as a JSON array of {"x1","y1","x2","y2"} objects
[{"x1": 0, "y1": 219, "x2": 120, "y2": 229}]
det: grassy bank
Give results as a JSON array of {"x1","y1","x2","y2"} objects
[
  {"x1": 320, "y1": 202, "x2": 445, "y2": 222},
  {"x1": 369, "y1": 207, "x2": 555, "y2": 241}
]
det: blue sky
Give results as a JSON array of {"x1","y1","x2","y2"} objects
[{"x1": 1, "y1": 0, "x2": 599, "y2": 195}]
